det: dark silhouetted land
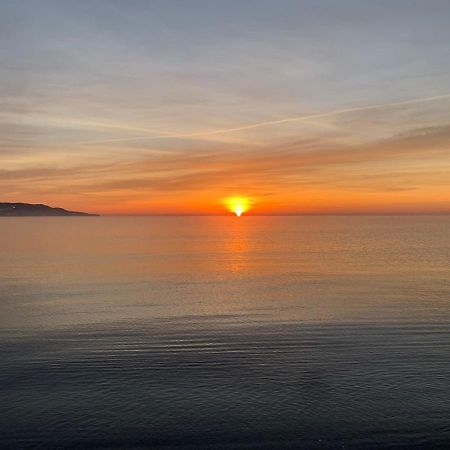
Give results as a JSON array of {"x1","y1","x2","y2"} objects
[{"x1": 0, "y1": 203, "x2": 98, "y2": 216}]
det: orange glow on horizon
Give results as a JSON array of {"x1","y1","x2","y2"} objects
[
  {"x1": 22, "y1": 187, "x2": 450, "y2": 216},
  {"x1": 224, "y1": 197, "x2": 251, "y2": 217}
]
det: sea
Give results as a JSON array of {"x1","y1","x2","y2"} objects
[{"x1": 0, "y1": 216, "x2": 449, "y2": 449}]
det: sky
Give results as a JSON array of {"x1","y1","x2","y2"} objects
[{"x1": 1, "y1": 0, "x2": 450, "y2": 215}]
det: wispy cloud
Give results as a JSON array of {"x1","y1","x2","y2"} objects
[
  {"x1": 71, "y1": 93, "x2": 450, "y2": 145},
  {"x1": 3, "y1": 123, "x2": 449, "y2": 213}
]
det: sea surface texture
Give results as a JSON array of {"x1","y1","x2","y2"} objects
[{"x1": 1, "y1": 216, "x2": 449, "y2": 449}]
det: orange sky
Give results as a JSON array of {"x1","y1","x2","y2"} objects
[{"x1": 1, "y1": 2, "x2": 450, "y2": 215}]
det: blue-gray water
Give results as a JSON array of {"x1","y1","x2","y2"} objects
[{"x1": 1, "y1": 216, "x2": 449, "y2": 449}]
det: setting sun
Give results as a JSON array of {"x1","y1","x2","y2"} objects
[{"x1": 224, "y1": 197, "x2": 250, "y2": 217}]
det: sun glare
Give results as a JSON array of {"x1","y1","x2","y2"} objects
[{"x1": 224, "y1": 197, "x2": 250, "y2": 217}]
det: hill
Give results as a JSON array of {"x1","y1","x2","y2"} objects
[{"x1": 0, "y1": 203, "x2": 98, "y2": 216}]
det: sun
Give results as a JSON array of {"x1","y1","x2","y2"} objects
[{"x1": 223, "y1": 197, "x2": 250, "y2": 217}]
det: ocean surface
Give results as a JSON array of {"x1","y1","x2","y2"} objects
[{"x1": 0, "y1": 216, "x2": 449, "y2": 449}]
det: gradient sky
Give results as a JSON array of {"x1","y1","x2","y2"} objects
[{"x1": 1, "y1": 0, "x2": 450, "y2": 214}]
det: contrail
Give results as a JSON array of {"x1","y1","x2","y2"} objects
[
  {"x1": 0, "y1": 112, "x2": 166, "y2": 136},
  {"x1": 190, "y1": 93, "x2": 450, "y2": 136},
  {"x1": 76, "y1": 93, "x2": 450, "y2": 145}
]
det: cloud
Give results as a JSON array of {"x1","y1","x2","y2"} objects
[
  {"x1": 69, "y1": 93, "x2": 450, "y2": 145},
  {"x1": 21, "y1": 123, "x2": 444, "y2": 203}
]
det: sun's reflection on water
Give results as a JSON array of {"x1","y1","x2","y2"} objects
[{"x1": 222, "y1": 218, "x2": 250, "y2": 274}]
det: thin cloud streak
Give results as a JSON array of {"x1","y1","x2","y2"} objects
[
  {"x1": 5, "y1": 124, "x2": 448, "y2": 214},
  {"x1": 73, "y1": 93, "x2": 450, "y2": 145}
]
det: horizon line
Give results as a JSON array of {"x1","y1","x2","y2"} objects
[{"x1": 92, "y1": 212, "x2": 450, "y2": 217}]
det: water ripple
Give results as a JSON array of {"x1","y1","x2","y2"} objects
[{"x1": 1, "y1": 320, "x2": 449, "y2": 449}]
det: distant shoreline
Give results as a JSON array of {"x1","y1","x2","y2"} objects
[{"x1": 0, "y1": 203, "x2": 98, "y2": 217}]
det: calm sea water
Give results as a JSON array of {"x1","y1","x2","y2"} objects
[{"x1": 0, "y1": 216, "x2": 449, "y2": 449}]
